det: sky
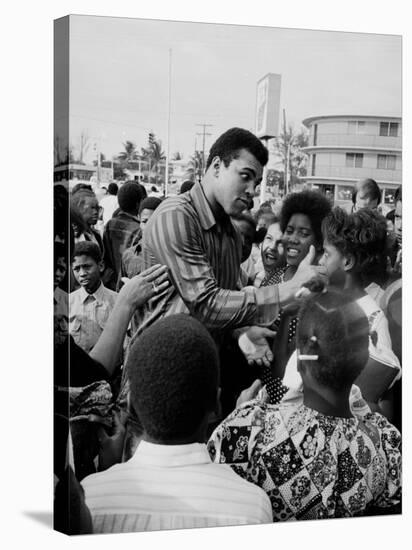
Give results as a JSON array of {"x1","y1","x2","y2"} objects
[{"x1": 61, "y1": 15, "x2": 402, "y2": 164}]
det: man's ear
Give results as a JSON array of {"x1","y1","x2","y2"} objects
[
  {"x1": 343, "y1": 253, "x2": 355, "y2": 272},
  {"x1": 211, "y1": 156, "x2": 221, "y2": 178},
  {"x1": 98, "y1": 260, "x2": 105, "y2": 273}
]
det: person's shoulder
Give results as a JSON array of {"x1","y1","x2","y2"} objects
[{"x1": 101, "y1": 285, "x2": 118, "y2": 299}]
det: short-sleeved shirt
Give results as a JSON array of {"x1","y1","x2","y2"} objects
[{"x1": 69, "y1": 283, "x2": 118, "y2": 353}]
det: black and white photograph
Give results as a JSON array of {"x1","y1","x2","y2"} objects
[
  {"x1": 4, "y1": 2, "x2": 408, "y2": 549},
  {"x1": 52, "y1": 12, "x2": 403, "y2": 536}
]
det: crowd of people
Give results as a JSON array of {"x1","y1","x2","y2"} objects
[{"x1": 53, "y1": 127, "x2": 402, "y2": 535}]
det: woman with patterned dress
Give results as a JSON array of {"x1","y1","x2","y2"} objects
[{"x1": 209, "y1": 290, "x2": 401, "y2": 521}]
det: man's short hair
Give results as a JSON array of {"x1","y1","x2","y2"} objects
[
  {"x1": 206, "y1": 127, "x2": 268, "y2": 170},
  {"x1": 118, "y1": 182, "x2": 145, "y2": 213},
  {"x1": 138, "y1": 196, "x2": 162, "y2": 215},
  {"x1": 180, "y1": 180, "x2": 195, "y2": 194},
  {"x1": 394, "y1": 186, "x2": 402, "y2": 205},
  {"x1": 352, "y1": 178, "x2": 382, "y2": 206},
  {"x1": 127, "y1": 314, "x2": 219, "y2": 442},
  {"x1": 107, "y1": 182, "x2": 118, "y2": 196},
  {"x1": 72, "y1": 241, "x2": 102, "y2": 264}
]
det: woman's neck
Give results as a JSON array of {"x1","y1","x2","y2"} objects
[
  {"x1": 303, "y1": 385, "x2": 353, "y2": 418},
  {"x1": 343, "y1": 275, "x2": 366, "y2": 298}
]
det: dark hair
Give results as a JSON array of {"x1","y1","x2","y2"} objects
[
  {"x1": 71, "y1": 183, "x2": 93, "y2": 195},
  {"x1": 394, "y1": 186, "x2": 402, "y2": 205},
  {"x1": 352, "y1": 178, "x2": 382, "y2": 206},
  {"x1": 118, "y1": 182, "x2": 145, "y2": 213},
  {"x1": 322, "y1": 207, "x2": 388, "y2": 286},
  {"x1": 280, "y1": 190, "x2": 332, "y2": 247},
  {"x1": 107, "y1": 182, "x2": 118, "y2": 196},
  {"x1": 70, "y1": 187, "x2": 97, "y2": 212},
  {"x1": 54, "y1": 241, "x2": 67, "y2": 264},
  {"x1": 72, "y1": 241, "x2": 102, "y2": 264},
  {"x1": 386, "y1": 209, "x2": 395, "y2": 223},
  {"x1": 138, "y1": 196, "x2": 162, "y2": 215},
  {"x1": 127, "y1": 314, "x2": 219, "y2": 441},
  {"x1": 297, "y1": 290, "x2": 369, "y2": 390},
  {"x1": 180, "y1": 180, "x2": 195, "y2": 194},
  {"x1": 206, "y1": 127, "x2": 268, "y2": 170},
  {"x1": 231, "y1": 211, "x2": 257, "y2": 231}
]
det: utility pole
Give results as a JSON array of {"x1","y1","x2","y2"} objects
[
  {"x1": 165, "y1": 48, "x2": 172, "y2": 197},
  {"x1": 196, "y1": 123, "x2": 213, "y2": 176},
  {"x1": 283, "y1": 109, "x2": 290, "y2": 196}
]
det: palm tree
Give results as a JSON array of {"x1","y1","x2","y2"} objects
[
  {"x1": 141, "y1": 134, "x2": 166, "y2": 185},
  {"x1": 117, "y1": 140, "x2": 139, "y2": 163},
  {"x1": 272, "y1": 125, "x2": 309, "y2": 192},
  {"x1": 184, "y1": 151, "x2": 204, "y2": 183}
]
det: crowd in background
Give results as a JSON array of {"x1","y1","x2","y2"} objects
[{"x1": 53, "y1": 127, "x2": 402, "y2": 535}]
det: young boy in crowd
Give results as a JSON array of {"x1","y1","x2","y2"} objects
[{"x1": 69, "y1": 241, "x2": 118, "y2": 353}]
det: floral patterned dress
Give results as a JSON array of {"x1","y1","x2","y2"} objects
[{"x1": 208, "y1": 400, "x2": 401, "y2": 521}]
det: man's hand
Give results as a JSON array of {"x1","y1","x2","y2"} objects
[
  {"x1": 94, "y1": 410, "x2": 127, "y2": 471},
  {"x1": 118, "y1": 264, "x2": 169, "y2": 311},
  {"x1": 236, "y1": 379, "x2": 268, "y2": 408},
  {"x1": 292, "y1": 245, "x2": 327, "y2": 296},
  {"x1": 238, "y1": 326, "x2": 277, "y2": 367},
  {"x1": 394, "y1": 248, "x2": 402, "y2": 275}
]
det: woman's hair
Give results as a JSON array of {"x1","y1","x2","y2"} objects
[
  {"x1": 297, "y1": 290, "x2": 369, "y2": 390},
  {"x1": 280, "y1": 190, "x2": 332, "y2": 247},
  {"x1": 322, "y1": 207, "x2": 388, "y2": 287}
]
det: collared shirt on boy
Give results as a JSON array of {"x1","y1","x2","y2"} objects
[
  {"x1": 82, "y1": 441, "x2": 272, "y2": 533},
  {"x1": 69, "y1": 283, "x2": 117, "y2": 353}
]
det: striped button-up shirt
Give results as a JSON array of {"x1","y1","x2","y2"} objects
[
  {"x1": 132, "y1": 182, "x2": 279, "y2": 344},
  {"x1": 82, "y1": 441, "x2": 273, "y2": 533}
]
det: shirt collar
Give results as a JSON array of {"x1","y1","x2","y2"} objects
[
  {"x1": 130, "y1": 441, "x2": 211, "y2": 468},
  {"x1": 190, "y1": 182, "x2": 217, "y2": 231},
  {"x1": 79, "y1": 282, "x2": 105, "y2": 304}
]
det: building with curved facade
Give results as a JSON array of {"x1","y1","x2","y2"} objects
[{"x1": 302, "y1": 115, "x2": 402, "y2": 211}]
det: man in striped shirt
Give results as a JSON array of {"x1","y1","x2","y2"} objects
[
  {"x1": 130, "y1": 128, "x2": 327, "y2": 348},
  {"x1": 82, "y1": 315, "x2": 273, "y2": 533}
]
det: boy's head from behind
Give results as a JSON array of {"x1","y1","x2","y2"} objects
[
  {"x1": 320, "y1": 207, "x2": 387, "y2": 288},
  {"x1": 72, "y1": 241, "x2": 103, "y2": 294}
]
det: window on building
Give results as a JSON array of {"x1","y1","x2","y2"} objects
[
  {"x1": 379, "y1": 122, "x2": 399, "y2": 137},
  {"x1": 345, "y1": 153, "x2": 364, "y2": 168},
  {"x1": 377, "y1": 154, "x2": 396, "y2": 170},
  {"x1": 313, "y1": 124, "x2": 318, "y2": 146},
  {"x1": 311, "y1": 154, "x2": 316, "y2": 176},
  {"x1": 348, "y1": 121, "x2": 366, "y2": 134}
]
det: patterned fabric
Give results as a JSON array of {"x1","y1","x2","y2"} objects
[
  {"x1": 256, "y1": 266, "x2": 295, "y2": 404},
  {"x1": 130, "y1": 182, "x2": 281, "y2": 346},
  {"x1": 69, "y1": 283, "x2": 118, "y2": 353},
  {"x1": 208, "y1": 401, "x2": 401, "y2": 521}
]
